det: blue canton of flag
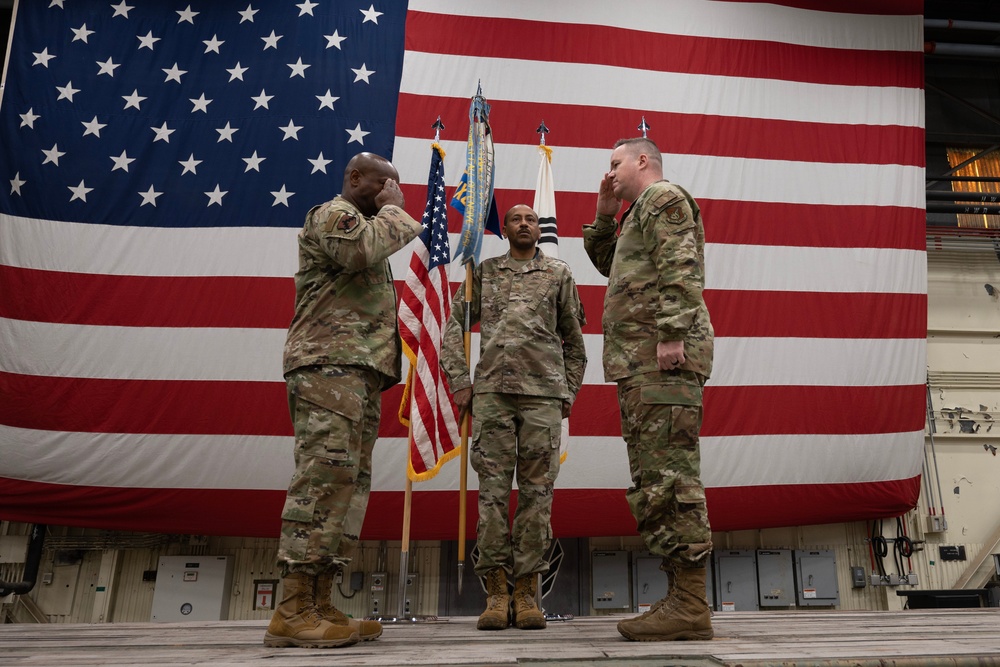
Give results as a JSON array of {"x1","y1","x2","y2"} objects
[
  {"x1": 420, "y1": 146, "x2": 451, "y2": 269},
  {"x1": 0, "y1": 0, "x2": 408, "y2": 228}
]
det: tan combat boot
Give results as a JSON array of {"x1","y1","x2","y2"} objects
[
  {"x1": 633, "y1": 560, "x2": 677, "y2": 621},
  {"x1": 476, "y1": 568, "x2": 510, "y2": 630},
  {"x1": 315, "y1": 571, "x2": 383, "y2": 641},
  {"x1": 616, "y1": 566, "x2": 713, "y2": 641},
  {"x1": 263, "y1": 572, "x2": 359, "y2": 648},
  {"x1": 512, "y1": 574, "x2": 546, "y2": 629}
]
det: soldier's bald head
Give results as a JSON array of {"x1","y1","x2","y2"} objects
[
  {"x1": 342, "y1": 152, "x2": 400, "y2": 217},
  {"x1": 342, "y1": 152, "x2": 394, "y2": 189},
  {"x1": 504, "y1": 204, "x2": 538, "y2": 226}
]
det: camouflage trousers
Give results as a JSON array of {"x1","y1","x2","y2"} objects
[
  {"x1": 617, "y1": 371, "x2": 712, "y2": 568},
  {"x1": 276, "y1": 365, "x2": 382, "y2": 577},
  {"x1": 471, "y1": 392, "x2": 562, "y2": 578}
]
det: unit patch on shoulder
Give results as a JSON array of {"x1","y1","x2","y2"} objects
[
  {"x1": 336, "y1": 214, "x2": 359, "y2": 232},
  {"x1": 664, "y1": 206, "x2": 688, "y2": 224}
]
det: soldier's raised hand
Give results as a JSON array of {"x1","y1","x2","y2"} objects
[
  {"x1": 375, "y1": 178, "x2": 405, "y2": 210},
  {"x1": 596, "y1": 172, "x2": 621, "y2": 217}
]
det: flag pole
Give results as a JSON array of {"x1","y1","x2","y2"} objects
[
  {"x1": 431, "y1": 111, "x2": 470, "y2": 595},
  {"x1": 451, "y1": 86, "x2": 494, "y2": 595},
  {"x1": 396, "y1": 438, "x2": 414, "y2": 620},
  {"x1": 457, "y1": 263, "x2": 473, "y2": 596},
  {"x1": 394, "y1": 118, "x2": 450, "y2": 620}
]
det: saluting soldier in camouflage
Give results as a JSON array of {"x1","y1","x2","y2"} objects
[
  {"x1": 265, "y1": 152, "x2": 423, "y2": 649},
  {"x1": 583, "y1": 138, "x2": 715, "y2": 642},
  {"x1": 441, "y1": 204, "x2": 587, "y2": 631}
]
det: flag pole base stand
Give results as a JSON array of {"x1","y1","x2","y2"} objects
[
  {"x1": 544, "y1": 612, "x2": 575, "y2": 622},
  {"x1": 372, "y1": 615, "x2": 442, "y2": 624}
]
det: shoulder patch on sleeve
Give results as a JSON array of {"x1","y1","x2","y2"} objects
[
  {"x1": 663, "y1": 205, "x2": 689, "y2": 225},
  {"x1": 321, "y1": 208, "x2": 363, "y2": 236},
  {"x1": 649, "y1": 188, "x2": 683, "y2": 211},
  {"x1": 336, "y1": 214, "x2": 358, "y2": 232},
  {"x1": 647, "y1": 185, "x2": 691, "y2": 225}
]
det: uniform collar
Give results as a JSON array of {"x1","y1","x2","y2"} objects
[
  {"x1": 498, "y1": 248, "x2": 545, "y2": 271},
  {"x1": 623, "y1": 179, "x2": 671, "y2": 219}
]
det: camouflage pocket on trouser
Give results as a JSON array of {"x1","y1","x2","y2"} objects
[
  {"x1": 287, "y1": 367, "x2": 365, "y2": 421},
  {"x1": 639, "y1": 382, "x2": 702, "y2": 407},
  {"x1": 287, "y1": 367, "x2": 370, "y2": 463},
  {"x1": 280, "y1": 494, "x2": 316, "y2": 524}
]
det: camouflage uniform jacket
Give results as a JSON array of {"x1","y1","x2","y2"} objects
[
  {"x1": 583, "y1": 180, "x2": 714, "y2": 383},
  {"x1": 283, "y1": 195, "x2": 423, "y2": 388},
  {"x1": 440, "y1": 250, "x2": 587, "y2": 404}
]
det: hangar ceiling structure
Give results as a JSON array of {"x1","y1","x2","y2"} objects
[{"x1": 925, "y1": 1, "x2": 1000, "y2": 240}]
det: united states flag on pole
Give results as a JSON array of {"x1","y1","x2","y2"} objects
[
  {"x1": 0, "y1": 0, "x2": 925, "y2": 539},
  {"x1": 398, "y1": 143, "x2": 461, "y2": 481}
]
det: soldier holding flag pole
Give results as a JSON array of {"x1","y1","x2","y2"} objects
[
  {"x1": 443, "y1": 118, "x2": 586, "y2": 631},
  {"x1": 442, "y1": 198, "x2": 587, "y2": 630}
]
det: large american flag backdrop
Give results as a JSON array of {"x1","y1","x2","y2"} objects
[{"x1": 0, "y1": 1, "x2": 925, "y2": 539}]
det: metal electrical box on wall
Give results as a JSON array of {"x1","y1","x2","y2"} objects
[
  {"x1": 150, "y1": 556, "x2": 233, "y2": 622},
  {"x1": 370, "y1": 571, "x2": 387, "y2": 618},
  {"x1": 592, "y1": 550, "x2": 630, "y2": 610},
  {"x1": 404, "y1": 572, "x2": 419, "y2": 617},
  {"x1": 757, "y1": 549, "x2": 795, "y2": 607},
  {"x1": 632, "y1": 551, "x2": 667, "y2": 613},
  {"x1": 794, "y1": 549, "x2": 840, "y2": 607},
  {"x1": 631, "y1": 552, "x2": 716, "y2": 611},
  {"x1": 714, "y1": 549, "x2": 759, "y2": 612}
]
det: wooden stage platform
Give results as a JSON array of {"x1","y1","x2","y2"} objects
[{"x1": 3, "y1": 609, "x2": 1000, "y2": 666}]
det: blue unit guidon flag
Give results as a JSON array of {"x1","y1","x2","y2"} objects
[{"x1": 0, "y1": 0, "x2": 926, "y2": 539}]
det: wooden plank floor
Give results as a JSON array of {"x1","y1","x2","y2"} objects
[{"x1": 3, "y1": 610, "x2": 1000, "y2": 666}]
